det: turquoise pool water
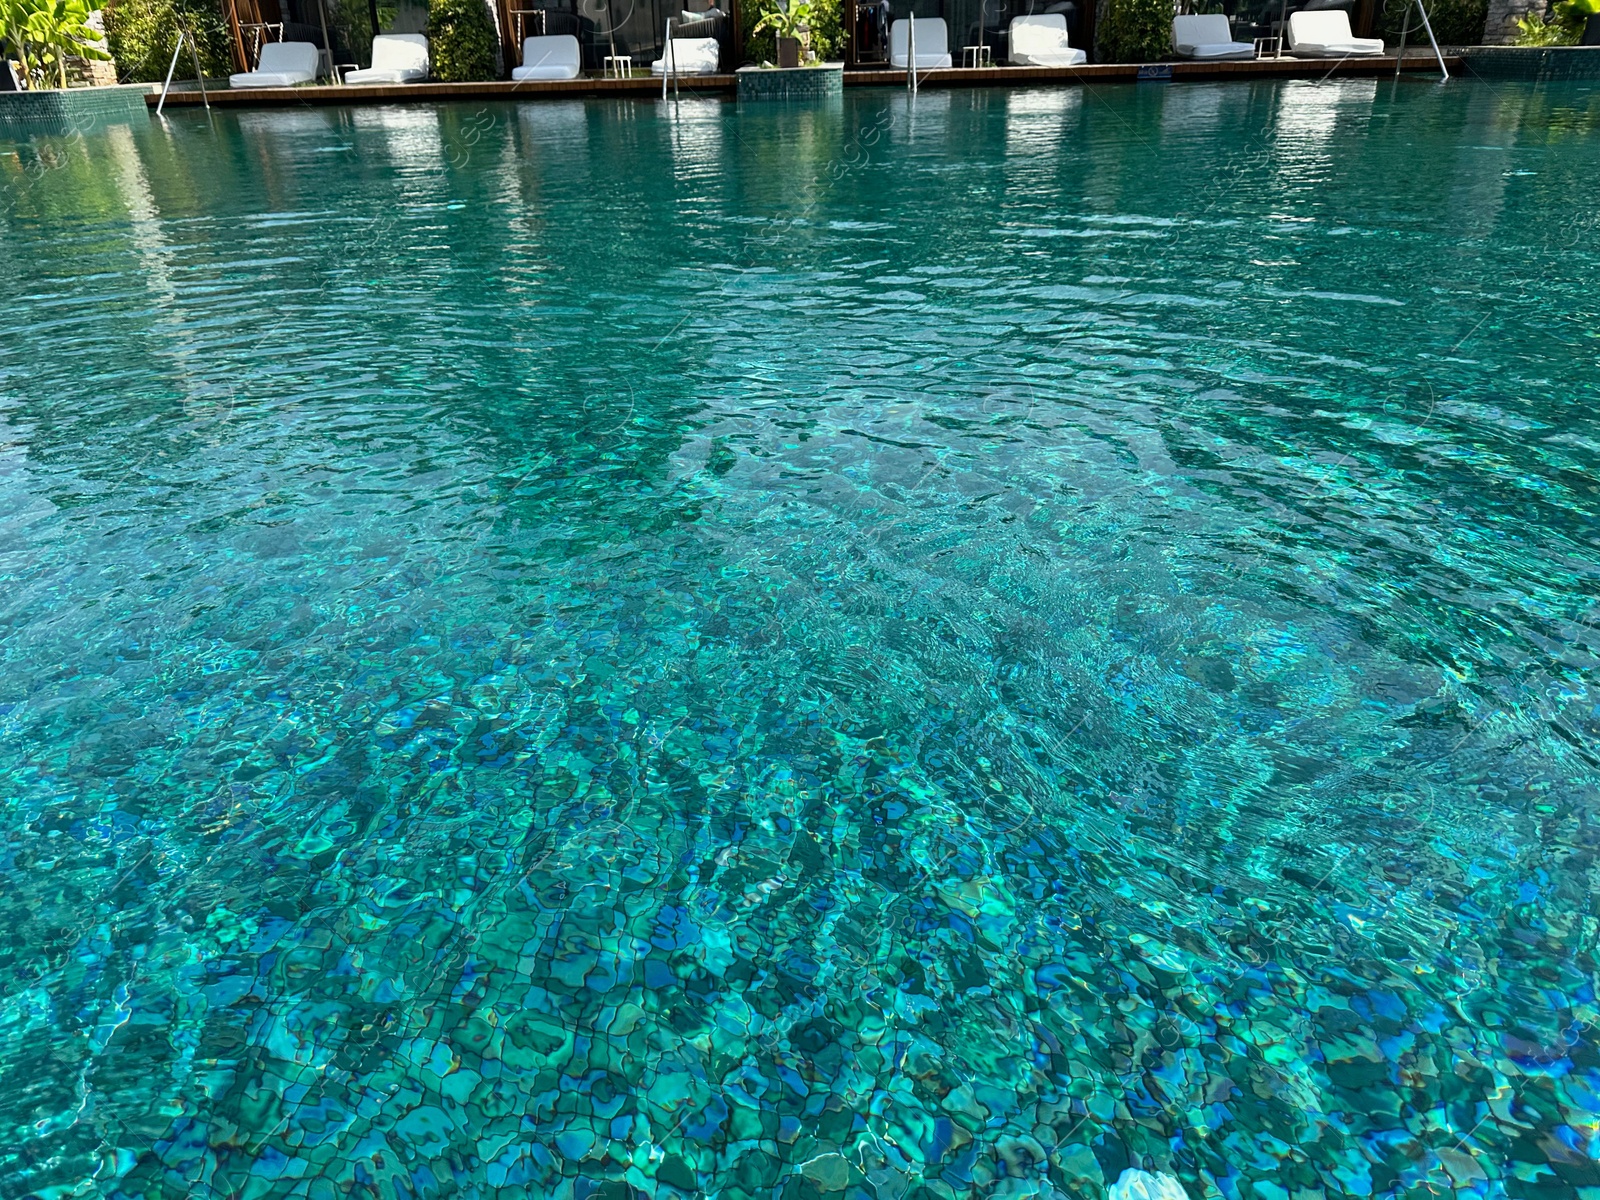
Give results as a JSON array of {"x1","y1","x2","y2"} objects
[{"x1": 2, "y1": 77, "x2": 1599, "y2": 1199}]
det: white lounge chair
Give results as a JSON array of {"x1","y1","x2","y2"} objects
[
  {"x1": 229, "y1": 40, "x2": 319, "y2": 88},
  {"x1": 889, "y1": 17, "x2": 953, "y2": 68},
  {"x1": 1007, "y1": 14, "x2": 1086, "y2": 65},
  {"x1": 1286, "y1": 10, "x2": 1384, "y2": 56},
  {"x1": 512, "y1": 34, "x2": 581, "y2": 80},
  {"x1": 343, "y1": 34, "x2": 429, "y2": 83},
  {"x1": 651, "y1": 36, "x2": 721, "y2": 74},
  {"x1": 1171, "y1": 13, "x2": 1254, "y2": 59}
]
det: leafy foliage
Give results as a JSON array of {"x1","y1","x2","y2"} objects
[
  {"x1": 751, "y1": 0, "x2": 814, "y2": 38},
  {"x1": 744, "y1": 0, "x2": 841, "y2": 63},
  {"x1": 1378, "y1": 0, "x2": 1487, "y2": 44},
  {"x1": 1512, "y1": 0, "x2": 1593, "y2": 41},
  {"x1": 1, "y1": 0, "x2": 112, "y2": 87},
  {"x1": 426, "y1": 0, "x2": 494, "y2": 79},
  {"x1": 1099, "y1": 0, "x2": 1172, "y2": 61},
  {"x1": 102, "y1": 0, "x2": 230, "y2": 83}
]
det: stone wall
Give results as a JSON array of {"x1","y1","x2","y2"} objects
[{"x1": 1481, "y1": 0, "x2": 1543, "y2": 43}]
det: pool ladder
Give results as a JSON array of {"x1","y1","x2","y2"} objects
[
  {"x1": 662, "y1": 16, "x2": 679, "y2": 99},
  {"x1": 906, "y1": 14, "x2": 918, "y2": 93},
  {"x1": 155, "y1": 25, "x2": 210, "y2": 115},
  {"x1": 1394, "y1": 0, "x2": 1449, "y2": 79}
]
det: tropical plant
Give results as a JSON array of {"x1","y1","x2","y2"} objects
[
  {"x1": 751, "y1": 0, "x2": 814, "y2": 39},
  {"x1": 102, "y1": 0, "x2": 230, "y2": 83},
  {"x1": 0, "y1": 0, "x2": 30, "y2": 75},
  {"x1": 1099, "y1": 0, "x2": 1171, "y2": 61},
  {"x1": 426, "y1": 0, "x2": 495, "y2": 80},
  {"x1": 1512, "y1": 0, "x2": 1594, "y2": 41},
  {"x1": 1, "y1": 0, "x2": 111, "y2": 87},
  {"x1": 744, "y1": 0, "x2": 841, "y2": 62}
]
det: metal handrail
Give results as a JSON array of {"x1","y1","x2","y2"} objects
[
  {"x1": 662, "y1": 15, "x2": 679, "y2": 98},
  {"x1": 1393, "y1": 0, "x2": 1448, "y2": 79},
  {"x1": 906, "y1": 12, "x2": 917, "y2": 92},
  {"x1": 156, "y1": 28, "x2": 210, "y2": 115}
]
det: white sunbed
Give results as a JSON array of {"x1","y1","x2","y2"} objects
[
  {"x1": 1007, "y1": 14, "x2": 1087, "y2": 66},
  {"x1": 1286, "y1": 10, "x2": 1384, "y2": 56},
  {"x1": 229, "y1": 40, "x2": 319, "y2": 88},
  {"x1": 1171, "y1": 13, "x2": 1255, "y2": 59},
  {"x1": 513, "y1": 34, "x2": 582, "y2": 80},
  {"x1": 651, "y1": 36, "x2": 721, "y2": 74},
  {"x1": 343, "y1": 34, "x2": 429, "y2": 84},
  {"x1": 889, "y1": 18, "x2": 953, "y2": 69}
]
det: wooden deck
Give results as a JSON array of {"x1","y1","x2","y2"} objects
[{"x1": 149, "y1": 54, "x2": 1460, "y2": 107}]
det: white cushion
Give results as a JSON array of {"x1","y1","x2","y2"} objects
[
  {"x1": 344, "y1": 35, "x2": 429, "y2": 84},
  {"x1": 1172, "y1": 14, "x2": 1254, "y2": 56},
  {"x1": 1287, "y1": 10, "x2": 1384, "y2": 54},
  {"x1": 232, "y1": 39, "x2": 319, "y2": 87},
  {"x1": 1007, "y1": 14, "x2": 1085, "y2": 65},
  {"x1": 1183, "y1": 41, "x2": 1256, "y2": 57},
  {"x1": 650, "y1": 36, "x2": 720, "y2": 74},
  {"x1": 889, "y1": 18, "x2": 952, "y2": 68},
  {"x1": 1173, "y1": 13, "x2": 1230, "y2": 44},
  {"x1": 1289, "y1": 39, "x2": 1384, "y2": 55},
  {"x1": 513, "y1": 34, "x2": 581, "y2": 79},
  {"x1": 365, "y1": 33, "x2": 427, "y2": 74},
  {"x1": 343, "y1": 66, "x2": 426, "y2": 83},
  {"x1": 258, "y1": 40, "x2": 319, "y2": 74}
]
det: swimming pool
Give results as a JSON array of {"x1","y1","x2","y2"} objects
[{"x1": 2, "y1": 77, "x2": 1598, "y2": 1198}]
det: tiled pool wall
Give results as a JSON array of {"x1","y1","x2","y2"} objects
[
  {"x1": 0, "y1": 84, "x2": 151, "y2": 133},
  {"x1": 737, "y1": 64, "x2": 846, "y2": 101},
  {"x1": 1463, "y1": 45, "x2": 1600, "y2": 79}
]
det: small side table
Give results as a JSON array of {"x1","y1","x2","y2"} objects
[
  {"x1": 603, "y1": 54, "x2": 633, "y2": 77},
  {"x1": 332, "y1": 62, "x2": 359, "y2": 84},
  {"x1": 1254, "y1": 36, "x2": 1281, "y2": 59},
  {"x1": 962, "y1": 44, "x2": 992, "y2": 68}
]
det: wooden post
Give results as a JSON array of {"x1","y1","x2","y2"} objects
[{"x1": 227, "y1": 0, "x2": 249, "y2": 72}]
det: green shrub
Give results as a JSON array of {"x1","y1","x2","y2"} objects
[
  {"x1": 3, "y1": 0, "x2": 115, "y2": 85},
  {"x1": 426, "y1": 0, "x2": 494, "y2": 79},
  {"x1": 1377, "y1": 0, "x2": 1487, "y2": 43},
  {"x1": 1099, "y1": 0, "x2": 1172, "y2": 61},
  {"x1": 1510, "y1": 0, "x2": 1594, "y2": 41},
  {"x1": 102, "y1": 0, "x2": 229, "y2": 82},
  {"x1": 743, "y1": 0, "x2": 842, "y2": 64}
]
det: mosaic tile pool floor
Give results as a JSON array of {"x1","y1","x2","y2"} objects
[{"x1": 2, "y1": 78, "x2": 1599, "y2": 1199}]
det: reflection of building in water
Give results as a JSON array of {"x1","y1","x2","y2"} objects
[
  {"x1": 888, "y1": 89, "x2": 954, "y2": 148},
  {"x1": 1269, "y1": 78, "x2": 1378, "y2": 188},
  {"x1": 105, "y1": 124, "x2": 229, "y2": 425},
  {"x1": 1005, "y1": 86, "x2": 1083, "y2": 158},
  {"x1": 1158, "y1": 81, "x2": 1232, "y2": 139},
  {"x1": 1273, "y1": 77, "x2": 1378, "y2": 145},
  {"x1": 517, "y1": 97, "x2": 592, "y2": 159},
  {"x1": 352, "y1": 105, "x2": 447, "y2": 179},
  {"x1": 1003, "y1": 88, "x2": 1082, "y2": 200},
  {"x1": 662, "y1": 98, "x2": 726, "y2": 189}
]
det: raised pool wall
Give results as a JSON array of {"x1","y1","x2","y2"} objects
[
  {"x1": 1463, "y1": 45, "x2": 1600, "y2": 79},
  {"x1": 0, "y1": 84, "x2": 150, "y2": 134}
]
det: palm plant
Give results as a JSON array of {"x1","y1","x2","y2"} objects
[
  {"x1": 0, "y1": 0, "x2": 36, "y2": 80},
  {"x1": 31, "y1": 0, "x2": 110, "y2": 86},
  {"x1": 1515, "y1": 0, "x2": 1598, "y2": 41},
  {"x1": 750, "y1": 0, "x2": 816, "y2": 40},
  {"x1": 1, "y1": 0, "x2": 109, "y2": 87}
]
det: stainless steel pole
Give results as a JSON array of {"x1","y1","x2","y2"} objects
[
  {"x1": 907, "y1": 12, "x2": 916, "y2": 91},
  {"x1": 156, "y1": 33, "x2": 185, "y2": 115},
  {"x1": 188, "y1": 29, "x2": 211, "y2": 106},
  {"x1": 1414, "y1": 0, "x2": 1448, "y2": 78}
]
